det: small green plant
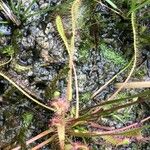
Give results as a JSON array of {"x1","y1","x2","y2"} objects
[
  {"x1": 80, "y1": 92, "x2": 92, "y2": 103},
  {"x1": 100, "y1": 43, "x2": 127, "y2": 65},
  {"x1": 13, "y1": 0, "x2": 52, "y2": 22},
  {"x1": 16, "y1": 112, "x2": 33, "y2": 149},
  {"x1": 0, "y1": 0, "x2": 54, "y2": 25},
  {"x1": 1, "y1": 45, "x2": 15, "y2": 56}
]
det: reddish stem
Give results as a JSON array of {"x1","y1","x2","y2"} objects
[
  {"x1": 69, "y1": 116, "x2": 150, "y2": 137},
  {"x1": 31, "y1": 135, "x2": 56, "y2": 150},
  {"x1": 12, "y1": 129, "x2": 53, "y2": 150},
  {"x1": 89, "y1": 122, "x2": 115, "y2": 130}
]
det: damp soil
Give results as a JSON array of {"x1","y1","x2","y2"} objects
[{"x1": 0, "y1": 0, "x2": 150, "y2": 149}]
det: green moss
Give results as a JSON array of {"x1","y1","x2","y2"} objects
[
  {"x1": 16, "y1": 112, "x2": 33, "y2": 149},
  {"x1": 78, "y1": 40, "x2": 90, "y2": 63},
  {"x1": 100, "y1": 43, "x2": 127, "y2": 65},
  {"x1": 134, "y1": 66, "x2": 147, "y2": 79},
  {"x1": 1, "y1": 45, "x2": 14, "y2": 56},
  {"x1": 80, "y1": 92, "x2": 91, "y2": 103},
  {"x1": 22, "y1": 112, "x2": 33, "y2": 128}
]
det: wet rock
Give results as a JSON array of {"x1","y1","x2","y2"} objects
[
  {"x1": 0, "y1": 36, "x2": 10, "y2": 47},
  {"x1": 0, "y1": 25, "x2": 12, "y2": 36},
  {"x1": 21, "y1": 36, "x2": 35, "y2": 49},
  {"x1": 0, "y1": 80, "x2": 8, "y2": 94},
  {"x1": 40, "y1": 2, "x2": 49, "y2": 8},
  {"x1": 78, "y1": 73, "x2": 87, "y2": 92},
  {"x1": 45, "y1": 22, "x2": 55, "y2": 34},
  {"x1": 22, "y1": 0, "x2": 39, "y2": 12},
  {"x1": 0, "y1": 111, "x2": 4, "y2": 126}
]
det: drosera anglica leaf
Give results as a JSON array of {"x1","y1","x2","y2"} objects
[{"x1": 56, "y1": 15, "x2": 70, "y2": 55}]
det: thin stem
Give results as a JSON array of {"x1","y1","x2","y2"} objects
[
  {"x1": 31, "y1": 135, "x2": 56, "y2": 150},
  {"x1": 0, "y1": 71, "x2": 55, "y2": 111},
  {"x1": 12, "y1": 129, "x2": 53, "y2": 150},
  {"x1": 72, "y1": 97, "x2": 145, "y2": 124},
  {"x1": 94, "y1": 0, "x2": 127, "y2": 19},
  {"x1": 97, "y1": 98, "x2": 144, "y2": 116},
  {"x1": 10, "y1": 0, "x2": 16, "y2": 13},
  {"x1": 0, "y1": 55, "x2": 13, "y2": 67},
  {"x1": 73, "y1": 62, "x2": 79, "y2": 118},
  {"x1": 116, "y1": 81, "x2": 150, "y2": 89},
  {"x1": 108, "y1": 10, "x2": 137, "y2": 100},
  {"x1": 91, "y1": 58, "x2": 133, "y2": 99},
  {"x1": 67, "y1": 55, "x2": 73, "y2": 101},
  {"x1": 82, "y1": 90, "x2": 150, "y2": 114},
  {"x1": 16, "y1": 0, "x2": 22, "y2": 18},
  {"x1": 69, "y1": 116, "x2": 150, "y2": 138}
]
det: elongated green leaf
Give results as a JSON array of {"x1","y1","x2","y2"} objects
[
  {"x1": 105, "y1": 0, "x2": 118, "y2": 9},
  {"x1": 56, "y1": 15, "x2": 70, "y2": 55},
  {"x1": 82, "y1": 90, "x2": 150, "y2": 114},
  {"x1": 71, "y1": 0, "x2": 81, "y2": 34},
  {"x1": 102, "y1": 135, "x2": 130, "y2": 146}
]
